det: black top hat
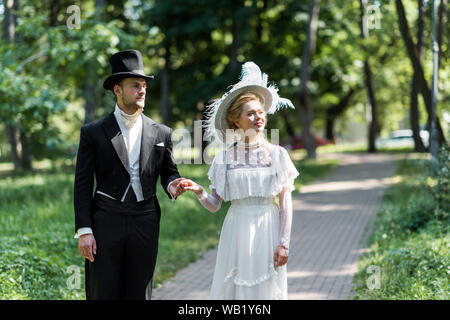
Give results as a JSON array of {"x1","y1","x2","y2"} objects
[{"x1": 103, "y1": 49, "x2": 154, "y2": 90}]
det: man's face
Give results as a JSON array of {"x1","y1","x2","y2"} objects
[{"x1": 114, "y1": 77, "x2": 147, "y2": 110}]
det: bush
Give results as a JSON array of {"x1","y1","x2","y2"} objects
[
  {"x1": 353, "y1": 156, "x2": 449, "y2": 300},
  {"x1": 356, "y1": 220, "x2": 449, "y2": 300}
]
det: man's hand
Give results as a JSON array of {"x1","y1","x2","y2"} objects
[
  {"x1": 169, "y1": 177, "x2": 188, "y2": 198},
  {"x1": 78, "y1": 234, "x2": 97, "y2": 262}
]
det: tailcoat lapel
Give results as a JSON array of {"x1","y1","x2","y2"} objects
[
  {"x1": 140, "y1": 115, "x2": 158, "y2": 174},
  {"x1": 101, "y1": 112, "x2": 130, "y2": 176}
]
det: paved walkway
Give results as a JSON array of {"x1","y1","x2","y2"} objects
[{"x1": 152, "y1": 152, "x2": 398, "y2": 300}]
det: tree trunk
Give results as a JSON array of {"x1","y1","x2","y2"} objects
[
  {"x1": 410, "y1": 0, "x2": 426, "y2": 152},
  {"x1": 437, "y1": 0, "x2": 446, "y2": 68},
  {"x1": 20, "y1": 131, "x2": 33, "y2": 170},
  {"x1": 49, "y1": 0, "x2": 61, "y2": 27},
  {"x1": 279, "y1": 111, "x2": 296, "y2": 142},
  {"x1": 228, "y1": 7, "x2": 241, "y2": 74},
  {"x1": 363, "y1": 61, "x2": 378, "y2": 152},
  {"x1": 2, "y1": 0, "x2": 23, "y2": 171},
  {"x1": 255, "y1": 0, "x2": 267, "y2": 41},
  {"x1": 5, "y1": 124, "x2": 22, "y2": 170},
  {"x1": 360, "y1": 0, "x2": 379, "y2": 153},
  {"x1": 83, "y1": 0, "x2": 104, "y2": 124},
  {"x1": 410, "y1": 73, "x2": 426, "y2": 151},
  {"x1": 325, "y1": 87, "x2": 357, "y2": 143},
  {"x1": 395, "y1": 0, "x2": 446, "y2": 146},
  {"x1": 84, "y1": 72, "x2": 96, "y2": 124},
  {"x1": 161, "y1": 40, "x2": 171, "y2": 126},
  {"x1": 297, "y1": 0, "x2": 320, "y2": 159},
  {"x1": 2, "y1": 0, "x2": 19, "y2": 40}
]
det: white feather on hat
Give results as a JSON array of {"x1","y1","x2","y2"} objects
[{"x1": 203, "y1": 61, "x2": 295, "y2": 142}]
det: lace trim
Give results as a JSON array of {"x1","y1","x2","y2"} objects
[
  {"x1": 208, "y1": 145, "x2": 299, "y2": 201},
  {"x1": 279, "y1": 237, "x2": 290, "y2": 249},
  {"x1": 223, "y1": 265, "x2": 278, "y2": 287}
]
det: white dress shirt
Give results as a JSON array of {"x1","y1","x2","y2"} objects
[
  {"x1": 75, "y1": 104, "x2": 177, "y2": 239},
  {"x1": 114, "y1": 103, "x2": 144, "y2": 201}
]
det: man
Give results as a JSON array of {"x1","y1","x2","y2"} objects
[{"x1": 74, "y1": 49, "x2": 186, "y2": 300}]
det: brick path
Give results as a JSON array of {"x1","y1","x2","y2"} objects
[{"x1": 152, "y1": 152, "x2": 398, "y2": 300}]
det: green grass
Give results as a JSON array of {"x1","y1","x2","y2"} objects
[
  {"x1": 352, "y1": 155, "x2": 449, "y2": 300},
  {"x1": 154, "y1": 163, "x2": 228, "y2": 287},
  {"x1": 0, "y1": 171, "x2": 82, "y2": 299},
  {"x1": 0, "y1": 153, "x2": 338, "y2": 299}
]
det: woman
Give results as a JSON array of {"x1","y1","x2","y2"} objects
[{"x1": 181, "y1": 62, "x2": 299, "y2": 300}]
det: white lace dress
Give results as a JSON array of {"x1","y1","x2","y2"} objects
[{"x1": 196, "y1": 141, "x2": 299, "y2": 300}]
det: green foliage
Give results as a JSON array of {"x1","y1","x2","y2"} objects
[
  {"x1": 433, "y1": 145, "x2": 450, "y2": 221},
  {"x1": 0, "y1": 2, "x2": 137, "y2": 162},
  {"x1": 0, "y1": 172, "x2": 84, "y2": 299},
  {"x1": 2, "y1": 0, "x2": 450, "y2": 164},
  {"x1": 353, "y1": 157, "x2": 449, "y2": 300}
]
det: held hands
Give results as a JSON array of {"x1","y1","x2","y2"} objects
[
  {"x1": 168, "y1": 177, "x2": 203, "y2": 198},
  {"x1": 169, "y1": 177, "x2": 190, "y2": 198},
  {"x1": 178, "y1": 179, "x2": 203, "y2": 196}
]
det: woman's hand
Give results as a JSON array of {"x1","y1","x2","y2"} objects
[
  {"x1": 179, "y1": 179, "x2": 203, "y2": 196},
  {"x1": 274, "y1": 245, "x2": 289, "y2": 268}
]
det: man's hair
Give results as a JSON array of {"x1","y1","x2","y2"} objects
[{"x1": 112, "y1": 80, "x2": 124, "y2": 97}]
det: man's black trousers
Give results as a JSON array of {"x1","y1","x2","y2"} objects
[{"x1": 85, "y1": 189, "x2": 160, "y2": 300}]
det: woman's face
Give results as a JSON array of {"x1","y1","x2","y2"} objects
[{"x1": 233, "y1": 99, "x2": 266, "y2": 134}]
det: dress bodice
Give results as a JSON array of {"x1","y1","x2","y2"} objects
[
  {"x1": 208, "y1": 142, "x2": 299, "y2": 202},
  {"x1": 199, "y1": 140, "x2": 299, "y2": 257}
]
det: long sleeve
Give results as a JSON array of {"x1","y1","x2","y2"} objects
[
  {"x1": 196, "y1": 187, "x2": 223, "y2": 213},
  {"x1": 74, "y1": 125, "x2": 96, "y2": 232},
  {"x1": 74, "y1": 227, "x2": 93, "y2": 239},
  {"x1": 166, "y1": 179, "x2": 178, "y2": 202},
  {"x1": 278, "y1": 186, "x2": 293, "y2": 249},
  {"x1": 275, "y1": 146, "x2": 298, "y2": 249},
  {"x1": 160, "y1": 127, "x2": 181, "y2": 199}
]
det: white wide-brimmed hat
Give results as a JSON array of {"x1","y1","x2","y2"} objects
[{"x1": 204, "y1": 61, "x2": 295, "y2": 142}]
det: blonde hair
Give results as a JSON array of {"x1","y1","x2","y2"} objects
[{"x1": 225, "y1": 92, "x2": 263, "y2": 130}]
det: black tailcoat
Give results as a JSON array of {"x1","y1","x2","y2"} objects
[{"x1": 73, "y1": 112, "x2": 180, "y2": 299}]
